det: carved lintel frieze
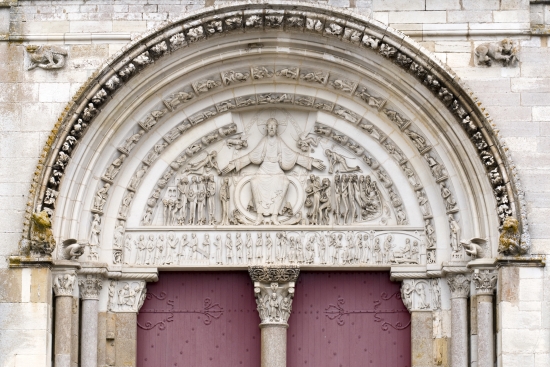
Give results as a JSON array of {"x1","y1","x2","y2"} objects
[
  {"x1": 79, "y1": 274, "x2": 103, "y2": 300},
  {"x1": 53, "y1": 273, "x2": 76, "y2": 297},
  {"x1": 472, "y1": 269, "x2": 497, "y2": 295},
  {"x1": 446, "y1": 273, "x2": 471, "y2": 299},
  {"x1": 249, "y1": 266, "x2": 299, "y2": 325}
]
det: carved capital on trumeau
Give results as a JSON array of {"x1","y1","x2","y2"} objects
[
  {"x1": 53, "y1": 273, "x2": 76, "y2": 296},
  {"x1": 249, "y1": 266, "x2": 300, "y2": 282},
  {"x1": 472, "y1": 270, "x2": 497, "y2": 295},
  {"x1": 79, "y1": 274, "x2": 103, "y2": 300},
  {"x1": 249, "y1": 266, "x2": 300, "y2": 325},
  {"x1": 446, "y1": 273, "x2": 471, "y2": 299}
]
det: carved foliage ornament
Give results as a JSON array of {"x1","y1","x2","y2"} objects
[
  {"x1": 249, "y1": 266, "x2": 300, "y2": 283},
  {"x1": 472, "y1": 270, "x2": 497, "y2": 295},
  {"x1": 79, "y1": 274, "x2": 103, "y2": 300},
  {"x1": 446, "y1": 273, "x2": 471, "y2": 299},
  {"x1": 53, "y1": 273, "x2": 76, "y2": 296}
]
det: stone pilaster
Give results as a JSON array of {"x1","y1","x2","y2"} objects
[
  {"x1": 249, "y1": 266, "x2": 300, "y2": 367},
  {"x1": 472, "y1": 270, "x2": 496, "y2": 367},
  {"x1": 53, "y1": 272, "x2": 77, "y2": 367},
  {"x1": 446, "y1": 273, "x2": 471, "y2": 367},
  {"x1": 79, "y1": 274, "x2": 102, "y2": 367}
]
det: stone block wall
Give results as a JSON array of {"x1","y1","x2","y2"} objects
[{"x1": 0, "y1": 1, "x2": 549, "y2": 366}]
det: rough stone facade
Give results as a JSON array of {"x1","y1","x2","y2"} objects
[{"x1": 0, "y1": 1, "x2": 549, "y2": 366}]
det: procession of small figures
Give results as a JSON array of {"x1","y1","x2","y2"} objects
[{"x1": 117, "y1": 231, "x2": 422, "y2": 266}]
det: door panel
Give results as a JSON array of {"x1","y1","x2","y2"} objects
[
  {"x1": 288, "y1": 272, "x2": 411, "y2": 367},
  {"x1": 137, "y1": 272, "x2": 260, "y2": 367}
]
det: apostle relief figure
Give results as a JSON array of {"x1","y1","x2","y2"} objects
[{"x1": 222, "y1": 118, "x2": 326, "y2": 225}]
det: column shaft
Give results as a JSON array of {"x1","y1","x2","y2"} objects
[
  {"x1": 410, "y1": 311, "x2": 433, "y2": 367},
  {"x1": 54, "y1": 296, "x2": 73, "y2": 367},
  {"x1": 447, "y1": 273, "x2": 471, "y2": 367},
  {"x1": 451, "y1": 297, "x2": 468, "y2": 367},
  {"x1": 477, "y1": 294, "x2": 494, "y2": 367},
  {"x1": 261, "y1": 324, "x2": 287, "y2": 367},
  {"x1": 80, "y1": 299, "x2": 99, "y2": 367}
]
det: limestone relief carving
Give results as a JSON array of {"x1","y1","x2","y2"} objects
[
  {"x1": 300, "y1": 71, "x2": 329, "y2": 85},
  {"x1": 251, "y1": 66, "x2": 274, "y2": 79},
  {"x1": 118, "y1": 130, "x2": 145, "y2": 155},
  {"x1": 192, "y1": 79, "x2": 221, "y2": 95},
  {"x1": 79, "y1": 274, "x2": 103, "y2": 300},
  {"x1": 53, "y1": 273, "x2": 76, "y2": 296},
  {"x1": 34, "y1": 8, "x2": 521, "y2": 260},
  {"x1": 91, "y1": 183, "x2": 110, "y2": 214},
  {"x1": 22, "y1": 210, "x2": 56, "y2": 256},
  {"x1": 475, "y1": 39, "x2": 519, "y2": 67},
  {"x1": 498, "y1": 216, "x2": 526, "y2": 256},
  {"x1": 139, "y1": 109, "x2": 167, "y2": 131},
  {"x1": 400, "y1": 279, "x2": 434, "y2": 312},
  {"x1": 330, "y1": 79, "x2": 358, "y2": 94},
  {"x1": 25, "y1": 45, "x2": 68, "y2": 70},
  {"x1": 88, "y1": 214, "x2": 101, "y2": 261},
  {"x1": 221, "y1": 70, "x2": 250, "y2": 86},
  {"x1": 254, "y1": 281, "x2": 295, "y2": 324},
  {"x1": 108, "y1": 281, "x2": 147, "y2": 313},
  {"x1": 121, "y1": 230, "x2": 425, "y2": 267},
  {"x1": 102, "y1": 154, "x2": 127, "y2": 183},
  {"x1": 356, "y1": 88, "x2": 387, "y2": 111},
  {"x1": 472, "y1": 270, "x2": 497, "y2": 295},
  {"x1": 163, "y1": 91, "x2": 194, "y2": 111},
  {"x1": 61, "y1": 239, "x2": 85, "y2": 260},
  {"x1": 169, "y1": 33, "x2": 186, "y2": 51},
  {"x1": 461, "y1": 238, "x2": 488, "y2": 259},
  {"x1": 446, "y1": 273, "x2": 471, "y2": 299},
  {"x1": 276, "y1": 67, "x2": 299, "y2": 79},
  {"x1": 222, "y1": 118, "x2": 325, "y2": 226}
]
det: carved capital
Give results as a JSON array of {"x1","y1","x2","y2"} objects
[
  {"x1": 400, "y1": 278, "x2": 439, "y2": 312},
  {"x1": 53, "y1": 273, "x2": 76, "y2": 296},
  {"x1": 107, "y1": 280, "x2": 147, "y2": 313},
  {"x1": 249, "y1": 266, "x2": 299, "y2": 325},
  {"x1": 248, "y1": 266, "x2": 300, "y2": 282},
  {"x1": 472, "y1": 270, "x2": 497, "y2": 295},
  {"x1": 446, "y1": 273, "x2": 471, "y2": 299},
  {"x1": 79, "y1": 274, "x2": 103, "y2": 300}
]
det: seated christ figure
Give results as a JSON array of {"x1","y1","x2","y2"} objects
[{"x1": 222, "y1": 118, "x2": 325, "y2": 225}]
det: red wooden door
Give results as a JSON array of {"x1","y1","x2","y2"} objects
[
  {"x1": 137, "y1": 272, "x2": 260, "y2": 367},
  {"x1": 288, "y1": 272, "x2": 411, "y2": 367}
]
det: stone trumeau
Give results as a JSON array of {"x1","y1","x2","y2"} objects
[{"x1": 0, "y1": 1, "x2": 548, "y2": 366}]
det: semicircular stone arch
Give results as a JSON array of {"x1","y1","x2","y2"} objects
[{"x1": 22, "y1": 2, "x2": 530, "y2": 271}]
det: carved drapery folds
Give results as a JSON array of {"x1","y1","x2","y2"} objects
[
  {"x1": 78, "y1": 274, "x2": 103, "y2": 300},
  {"x1": 249, "y1": 266, "x2": 300, "y2": 325},
  {"x1": 446, "y1": 273, "x2": 471, "y2": 299},
  {"x1": 53, "y1": 273, "x2": 76, "y2": 296}
]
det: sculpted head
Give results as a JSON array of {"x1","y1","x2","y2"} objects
[
  {"x1": 266, "y1": 118, "x2": 278, "y2": 137},
  {"x1": 501, "y1": 38, "x2": 514, "y2": 52}
]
